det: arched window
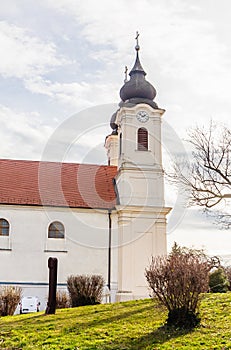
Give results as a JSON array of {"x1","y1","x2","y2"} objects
[
  {"x1": 48, "y1": 221, "x2": 65, "y2": 239},
  {"x1": 0, "y1": 219, "x2": 9, "y2": 236},
  {"x1": 137, "y1": 128, "x2": 148, "y2": 151}
]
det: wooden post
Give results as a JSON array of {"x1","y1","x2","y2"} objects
[{"x1": 45, "y1": 257, "x2": 58, "y2": 315}]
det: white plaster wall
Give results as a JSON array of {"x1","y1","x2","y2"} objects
[
  {"x1": 114, "y1": 103, "x2": 171, "y2": 301},
  {"x1": 116, "y1": 104, "x2": 165, "y2": 169},
  {"x1": 105, "y1": 134, "x2": 119, "y2": 166},
  {"x1": 0, "y1": 205, "x2": 119, "y2": 307},
  {"x1": 116, "y1": 206, "x2": 170, "y2": 301},
  {"x1": 116, "y1": 168, "x2": 164, "y2": 207},
  {"x1": 115, "y1": 104, "x2": 165, "y2": 208}
]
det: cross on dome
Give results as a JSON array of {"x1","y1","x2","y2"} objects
[
  {"x1": 135, "y1": 31, "x2": 140, "y2": 51},
  {"x1": 124, "y1": 66, "x2": 128, "y2": 83}
]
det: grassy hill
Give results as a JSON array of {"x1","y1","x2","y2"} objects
[{"x1": 0, "y1": 293, "x2": 231, "y2": 349}]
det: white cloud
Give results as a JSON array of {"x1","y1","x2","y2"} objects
[
  {"x1": 0, "y1": 104, "x2": 53, "y2": 160},
  {"x1": 0, "y1": 21, "x2": 69, "y2": 80},
  {"x1": 24, "y1": 76, "x2": 118, "y2": 110},
  {"x1": 167, "y1": 207, "x2": 231, "y2": 256},
  {"x1": 1, "y1": 2, "x2": 230, "y2": 129},
  {"x1": 43, "y1": 0, "x2": 231, "y2": 102},
  {"x1": 0, "y1": 1, "x2": 230, "y2": 255}
]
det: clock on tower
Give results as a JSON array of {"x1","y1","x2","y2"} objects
[{"x1": 136, "y1": 110, "x2": 149, "y2": 123}]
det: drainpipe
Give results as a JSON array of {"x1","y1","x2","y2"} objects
[
  {"x1": 107, "y1": 178, "x2": 119, "y2": 301},
  {"x1": 107, "y1": 210, "x2": 112, "y2": 296}
]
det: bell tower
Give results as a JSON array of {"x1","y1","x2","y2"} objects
[{"x1": 106, "y1": 33, "x2": 171, "y2": 300}]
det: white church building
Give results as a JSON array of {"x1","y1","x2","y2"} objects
[{"x1": 0, "y1": 37, "x2": 171, "y2": 309}]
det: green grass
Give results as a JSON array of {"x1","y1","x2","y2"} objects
[{"x1": 0, "y1": 293, "x2": 231, "y2": 349}]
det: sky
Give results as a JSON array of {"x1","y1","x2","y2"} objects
[{"x1": 0, "y1": 0, "x2": 230, "y2": 259}]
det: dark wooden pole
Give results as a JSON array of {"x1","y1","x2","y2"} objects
[
  {"x1": 45, "y1": 257, "x2": 58, "y2": 315},
  {"x1": 107, "y1": 210, "x2": 112, "y2": 292}
]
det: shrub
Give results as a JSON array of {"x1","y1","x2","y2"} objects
[
  {"x1": 0, "y1": 286, "x2": 22, "y2": 316},
  {"x1": 145, "y1": 243, "x2": 219, "y2": 329},
  {"x1": 224, "y1": 266, "x2": 231, "y2": 291},
  {"x1": 67, "y1": 275, "x2": 104, "y2": 307},
  {"x1": 209, "y1": 267, "x2": 230, "y2": 293},
  {"x1": 56, "y1": 290, "x2": 70, "y2": 309}
]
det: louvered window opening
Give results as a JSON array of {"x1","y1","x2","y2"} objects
[{"x1": 138, "y1": 128, "x2": 148, "y2": 151}]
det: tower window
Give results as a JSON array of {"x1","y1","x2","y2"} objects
[
  {"x1": 137, "y1": 128, "x2": 148, "y2": 151},
  {"x1": 48, "y1": 221, "x2": 65, "y2": 239},
  {"x1": 0, "y1": 219, "x2": 9, "y2": 236}
]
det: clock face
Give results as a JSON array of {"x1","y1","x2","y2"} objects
[{"x1": 136, "y1": 110, "x2": 149, "y2": 123}]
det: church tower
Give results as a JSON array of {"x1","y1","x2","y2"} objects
[{"x1": 105, "y1": 34, "x2": 171, "y2": 300}]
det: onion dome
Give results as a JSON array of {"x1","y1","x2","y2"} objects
[
  {"x1": 110, "y1": 111, "x2": 118, "y2": 134},
  {"x1": 119, "y1": 33, "x2": 158, "y2": 109}
]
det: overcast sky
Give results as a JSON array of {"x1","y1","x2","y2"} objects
[{"x1": 0, "y1": 1, "x2": 230, "y2": 258}]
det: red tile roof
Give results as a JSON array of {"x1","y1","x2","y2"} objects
[{"x1": 0, "y1": 159, "x2": 117, "y2": 209}]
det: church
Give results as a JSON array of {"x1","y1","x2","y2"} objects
[{"x1": 0, "y1": 36, "x2": 171, "y2": 308}]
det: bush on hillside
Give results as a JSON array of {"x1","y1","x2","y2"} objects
[
  {"x1": 56, "y1": 290, "x2": 71, "y2": 309},
  {"x1": 0, "y1": 286, "x2": 22, "y2": 316},
  {"x1": 145, "y1": 243, "x2": 219, "y2": 329},
  {"x1": 224, "y1": 266, "x2": 231, "y2": 291},
  {"x1": 67, "y1": 275, "x2": 104, "y2": 307},
  {"x1": 209, "y1": 267, "x2": 230, "y2": 293}
]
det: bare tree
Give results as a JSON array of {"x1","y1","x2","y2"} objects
[{"x1": 171, "y1": 121, "x2": 231, "y2": 227}]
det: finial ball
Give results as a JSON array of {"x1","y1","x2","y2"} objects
[{"x1": 135, "y1": 44, "x2": 140, "y2": 51}]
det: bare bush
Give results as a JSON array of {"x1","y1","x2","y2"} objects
[
  {"x1": 145, "y1": 244, "x2": 219, "y2": 329},
  {"x1": 67, "y1": 275, "x2": 104, "y2": 307},
  {"x1": 56, "y1": 290, "x2": 70, "y2": 309},
  {"x1": 0, "y1": 286, "x2": 22, "y2": 316}
]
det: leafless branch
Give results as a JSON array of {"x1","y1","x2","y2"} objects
[{"x1": 168, "y1": 121, "x2": 231, "y2": 226}]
